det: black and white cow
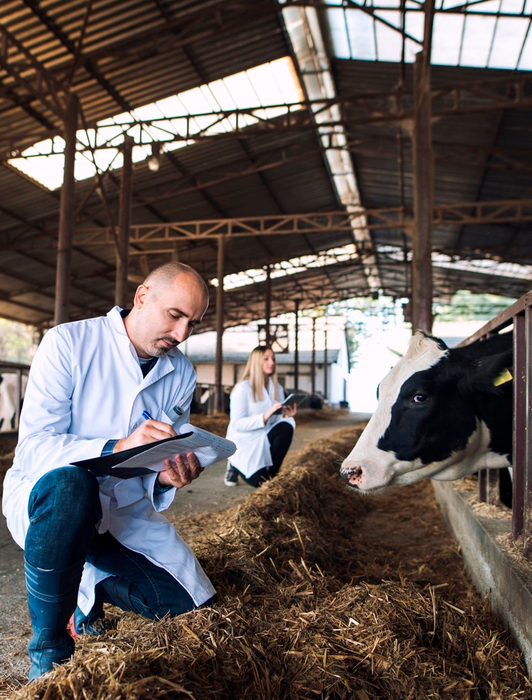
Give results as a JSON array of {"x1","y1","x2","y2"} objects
[{"x1": 340, "y1": 330, "x2": 513, "y2": 495}]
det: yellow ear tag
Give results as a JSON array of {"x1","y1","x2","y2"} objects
[{"x1": 493, "y1": 368, "x2": 512, "y2": 387}]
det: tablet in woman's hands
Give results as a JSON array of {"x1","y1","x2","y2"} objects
[
  {"x1": 273, "y1": 392, "x2": 308, "y2": 414},
  {"x1": 282, "y1": 392, "x2": 308, "y2": 408}
]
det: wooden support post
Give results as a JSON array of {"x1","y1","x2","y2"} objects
[
  {"x1": 215, "y1": 235, "x2": 225, "y2": 414},
  {"x1": 54, "y1": 94, "x2": 78, "y2": 326},
  {"x1": 294, "y1": 299, "x2": 300, "y2": 391},
  {"x1": 412, "y1": 51, "x2": 434, "y2": 333},
  {"x1": 116, "y1": 135, "x2": 133, "y2": 308},
  {"x1": 324, "y1": 320, "x2": 328, "y2": 399},
  {"x1": 411, "y1": 0, "x2": 435, "y2": 334},
  {"x1": 264, "y1": 264, "x2": 271, "y2": 345},
  {"x1": 311, "y1": 316, "x2": 316, "y2": 396}
]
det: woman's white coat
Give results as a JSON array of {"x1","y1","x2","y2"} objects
[
  {"x1": 226, "y1": 378, "x2": 295, "y2": 478},
  {"x1": 2, "y1": 307, "x2": 215, "y2": 613}
]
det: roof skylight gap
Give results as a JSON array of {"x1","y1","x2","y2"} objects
[
  {"x1": 212, "y1": 244, "x2": 360, "y2": 290},
  {"x1": 327, "y1": 0, "x2": 532, "y2": 69},
  {"x1": 8, "y1": 57, "x2": 304, "y2": 191}
]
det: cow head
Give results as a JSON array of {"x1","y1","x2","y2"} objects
[{"x1": 340, "y1": 331, "x2": 513, "y2": 493}]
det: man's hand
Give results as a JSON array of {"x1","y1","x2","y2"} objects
[
  {"x1": 113, "y1": 419, "x2": 176, "y2": 453},
  {"x1": 156, "y1": 451, "x2": 204, "y2": 488}
]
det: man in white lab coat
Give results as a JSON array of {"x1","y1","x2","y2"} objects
[{"x1": 2, "y1": 262, "x2": 216, "y2": 680}]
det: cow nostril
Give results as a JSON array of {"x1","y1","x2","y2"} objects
[{"x1": 341, "y1": 465, "x2": 364, "y2": 489}]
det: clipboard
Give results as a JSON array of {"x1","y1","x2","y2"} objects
[{"x1": 71, "y1": 424, "x2": 236, "y2": 479}]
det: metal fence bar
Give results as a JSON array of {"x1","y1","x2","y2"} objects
[
  {"x1": 513, "y1": 312, "x2": 526, "y2": 540},
  {"x1": 460, "y1": 290, "x2": 532, "y2": 555},
  {"x1": 524, "y1": 307, "x2": 532, "y2": 556}
]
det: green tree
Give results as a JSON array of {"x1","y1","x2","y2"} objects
[
  {"x1": 434, "y1": 291, "x2": 515, "y2": 323},
  {"x1": 0, "y1": 319, "x2": 37, "y2": 363}
]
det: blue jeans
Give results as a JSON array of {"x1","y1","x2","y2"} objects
[{"x1": 26, "y1": 466, "x2": 199, "y2": 619}]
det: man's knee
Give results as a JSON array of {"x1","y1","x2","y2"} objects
[{"x1": 28, "y1": 467, "x2": 101, "y2": 526}]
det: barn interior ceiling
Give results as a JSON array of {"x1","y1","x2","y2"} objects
[{"x1": 0, "y1": 0, "x2": 532, "y2": 331}]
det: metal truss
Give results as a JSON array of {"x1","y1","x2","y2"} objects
[
  {"x1": 3, "y1": 70, "x2": 532, "y2": 157},
  {"x1": 1, "y1": 199, "x2": 530, "y2": 255},
  {"x1": 52, "y1": 199, "x2": 531, "y2": 253}
]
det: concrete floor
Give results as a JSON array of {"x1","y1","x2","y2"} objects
[{"x1": 0, "y1": 411, "x2": 367, "y2": 690}]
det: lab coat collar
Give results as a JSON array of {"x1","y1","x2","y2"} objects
[
  {"x1": 106, "y1": 306, "x2": 178, "y2": 388},
  {"x1": 107, "y1": 306, "x2": 137, "y2": 360}
]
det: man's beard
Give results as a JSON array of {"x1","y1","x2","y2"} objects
[{"x1": 150, "y1": 337, "x2": 179, "y2": 357}]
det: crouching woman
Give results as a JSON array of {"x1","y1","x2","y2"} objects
[{"x1": 224, "y1": 346, "x2": 296, "y2": 488}]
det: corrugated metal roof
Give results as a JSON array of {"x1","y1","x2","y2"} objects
[{"x1": 0, "y1": 3, "x2": 531, "y2": 328}]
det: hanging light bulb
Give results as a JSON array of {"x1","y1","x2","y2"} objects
[{"x1": 147, "y1": 142, "x2": 161, "y2": 172}]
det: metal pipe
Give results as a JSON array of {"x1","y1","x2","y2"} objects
[
  {"x1": 294, "y1": 299, "x2": 300, "y2": 391},
  {"x1": 311, "y1": 316, "x2": 316, "y2": 396},
  {"x1": 324, "y1": 319, "x2": 328, "y2": 399},
  {"x1": 264, "y1": 264, "x2": 271, "y2": 345},
  {"x1": 215, "y1": 234, "x2": 225, "y2": 413}
]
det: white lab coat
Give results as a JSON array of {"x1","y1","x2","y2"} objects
[
  {"x1": 2, "y1": 307, "x2": 215, "y2": 614},
  {"x1": 225, "y1": 378, "x2": 295, "y2": 478}
]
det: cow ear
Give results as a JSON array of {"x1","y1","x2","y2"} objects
[{"x1": 458, "y1": 348, "x2": 513, "y2": 394}]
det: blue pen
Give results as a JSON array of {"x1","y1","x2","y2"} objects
[{"x1": 142, "y1": 410, "x2": 152, "y2": 421}]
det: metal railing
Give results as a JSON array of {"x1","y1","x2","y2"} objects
[
  {"x1": 460, "y1": 290, "x2": 532, "y2": 556},
  {"x1": 0, "y1": 361, "x2": 30, "y2": 434}
]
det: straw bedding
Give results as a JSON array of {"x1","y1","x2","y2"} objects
[{"x1": 3, "y1": 424, "x2": 531, "y2": 699}]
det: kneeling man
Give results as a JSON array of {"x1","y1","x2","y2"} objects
[{"x1": 2, "y1": 262, "x2": 215, "y2": 680}]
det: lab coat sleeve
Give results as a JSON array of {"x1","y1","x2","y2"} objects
[
  {"x1": 229, "y1": 383, "x2": 266, "y2": 433},
  {"x1": 144, "y1": 473, "x2": 176, "y2": 512},
  {"x1": 141, "y1": 384, "x2": 195, "y2": 511},
  {"x1": 14, "y1": 327, "x2": 108, "y2": 482}
]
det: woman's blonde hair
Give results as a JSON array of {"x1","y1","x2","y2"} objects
[{"x1": 242, "y1": 345, "x2": 279, "y2": 402}]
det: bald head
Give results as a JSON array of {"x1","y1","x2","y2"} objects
[
  {"x1": 143, "y1": 262, "x2": 209, "y2": 299},
  {"x1": 125, "y1": 262, "x2": 210, "y2": 358}
]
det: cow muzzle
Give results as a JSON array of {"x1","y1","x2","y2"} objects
[
  {"x1": 340, "y1": 455, "x2": 395, "y2": 492},
  {"x1": 340, "y1": 462, "x2": 364, "y2": 490}
]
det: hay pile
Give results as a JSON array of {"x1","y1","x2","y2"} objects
[
  {"x1": 188, "y1": 407, "x2": 349, "y2": 439},
  {"x1": 188, "y1": 413, "x2": 229, "y2": 437},
  {"x1": 4, "y1": 425, "x2": 530, "y2": 699}
]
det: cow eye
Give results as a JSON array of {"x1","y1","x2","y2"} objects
[{"x1": 412, "y1": 393, "x2": 428, "y2": 405}]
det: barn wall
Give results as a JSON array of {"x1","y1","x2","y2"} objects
[
  {"x1": 192, "y1": 361, "x2": 347, "y2": 402},
  {"x1": 432, "y1": 481, "x2": 532, "y2": 676}
]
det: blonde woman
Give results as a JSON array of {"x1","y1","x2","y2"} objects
[{"x1": 224, "y1": 346, "x2": 296, "y2": 488}]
